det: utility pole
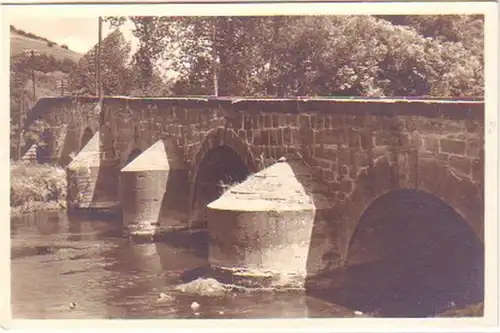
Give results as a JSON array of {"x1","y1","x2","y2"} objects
[
  {"x1": 30, "y1": 50, "x2": 36, "y2": 100},
  {"x1": 212, "y1": 19, "x2": 218, "y2": 97}
]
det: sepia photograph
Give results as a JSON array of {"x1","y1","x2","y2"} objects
[{"x1": 4, "y1": 1, "x2": 498, "y2": 329}]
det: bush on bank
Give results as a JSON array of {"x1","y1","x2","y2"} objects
[{"x1": 10, "y1": 161, "x2": 67, "y2": 216}]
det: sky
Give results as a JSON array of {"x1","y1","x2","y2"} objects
[{"x1": 10, "y1": 17, "x2": 138, "y2": 54}]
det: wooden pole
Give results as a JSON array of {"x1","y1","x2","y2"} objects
[{"x1": 30, "y1": 50, "x2": 36, "y2": 100}]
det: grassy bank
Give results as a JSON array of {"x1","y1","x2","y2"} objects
[{"x1": 10, "y1": 161, "x2": 68, "y2": 217}]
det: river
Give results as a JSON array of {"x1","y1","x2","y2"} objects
[
  {"x1": 11, "y1": 209, "x2": 483, "y2": 319},
  {"x1": 11, "y1": 210, "x2": 359, "y2": 319}
]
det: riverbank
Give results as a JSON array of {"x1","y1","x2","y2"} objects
[
  {"x1": 436, "y1": 302, "x2": 484, "y2": 317},
  {"x1": 10, "y1": 161, "x2": 68, "y2": 218}
]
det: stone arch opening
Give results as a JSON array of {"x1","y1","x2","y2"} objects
[
  {"x1": 126, "y1": 148, "x2": 143, "y2": 165},
  {"x1": 191, "y1": 146, "x2": 251, "y2": 223},
  {"x1": 337, "y1": 189, "x2": 484, "y2": 317},
  {"x1": 80, "y1": 127, "x2": 94, "y2": 149}
]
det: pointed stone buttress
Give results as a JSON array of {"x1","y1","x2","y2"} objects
[
  {"x1": 120, "y1": 139, "x2": 188, "y2": 239},
  {"x1": 206, "y1": 159, "x2": 331, "y2": 289}
]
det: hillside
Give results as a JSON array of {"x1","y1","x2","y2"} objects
[
  {"x1": 10, "y1": 28, "x2": 81, "y2": 99},
  {"x1": 10, "y1": 30, "x2": 82, "y2": 63},
  {"x1": 10, "y1": 28, "x2": 82, "y2": 160}
]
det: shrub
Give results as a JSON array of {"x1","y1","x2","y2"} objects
[
  {"x1": 47, "y1": 41, "x2": 55, "y2": 47},
  {"x1": 10, "y1": 161, "x2": 68, "y2": 214},
  {"x1": 61, "y1": 44, "x2": 69, "y2": 50},
  {"x1": 60, "y1": 58, "x2": 77, "y2": 73}
]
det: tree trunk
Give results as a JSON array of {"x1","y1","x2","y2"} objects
[{"x1": 212, "y1": 20, "x2": 219, "y2": 97}]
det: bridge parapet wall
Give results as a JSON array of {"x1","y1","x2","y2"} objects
[{"x1": 27, "y1": 96, "x2": 483, "y2": 177}]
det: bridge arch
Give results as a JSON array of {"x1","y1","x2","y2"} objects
[
  {"x1": 126, "y1": 148, "x2": 143, "y2": 165},
  {"x1": 80, "y1": 127, "x2": 94, "y2": 150},
  {"x1": 322, "y1": 154, "x2": 485, "y2": 316},
  {"x1": 120, "y1": 137, "x2": 152, "y2": 168},
  {"x1": 341, "y1": 155, "x2": 483, "y2": 255},
  {"x1": 340, "y1": 188, "x2": 484, "y2": 317},
  {"x1": 23, "y1": 98, "x2": 101, "y2": 164},
  {"x1": 188, "y1": 127, "x2": 258, "y2": 223}
]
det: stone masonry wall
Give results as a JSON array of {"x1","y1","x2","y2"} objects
[
  {"x1": 101, "y1": 98, "x2": 228, "y2": 169},
  {"x1": 224, "y1": 99, "x2": 484, "y2": 269},
  {"x1": 24, "y1": 96, "x2": 100, "y2": 165},
  {"x1": 26, "y1": 97, "x2": 484, "y2": 273}
]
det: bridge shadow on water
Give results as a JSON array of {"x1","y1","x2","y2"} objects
[{"x1": 303, "y1": 187, "x2": 484, "y2": 317}]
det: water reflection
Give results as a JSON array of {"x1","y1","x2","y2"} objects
[
  {"x1": 11, "y1": 211, "x2": 350, "y2": 319},
  {"x1": 11, "y1": 210, "x2": 68, "y2": 238}
]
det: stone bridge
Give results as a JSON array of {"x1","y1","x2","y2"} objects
[{"x1": 23, "y1": 96, "x2": 484, "y2": 306}]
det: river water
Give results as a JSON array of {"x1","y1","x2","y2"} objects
[
  {"x1": 11, "y1": 209, "x2": 483, "y2": 319},
  {"x1": 11, "y1": 210, "x2": 358, "y2": 319}
]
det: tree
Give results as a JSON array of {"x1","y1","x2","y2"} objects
[
  {"x1": 165, "y1": 16, "x2": 290, "y2": 96},
  {"x1": 105, "y1": 16, "x2": 171, "y2": 94},
  {"x1": 104, "y1": 15, "x2": 484, "y2": 98},
  {"x1": 377, "y1": 15, "x2": 484, "y2": 57},
  {"x1": 67, "y1": 29, "x2": 133, "y2": 95},
  {"x1": 10, "y1": 53, "x2": 53, "y2": 159},
  {"x1": 128, "y1": 63, "x2": 173, "y2": 97},
  {"x1": 169, "y1": 16, "x2": 483, "y2": 98},
  {"x1": 10, "y1": 52, "x2": 36, "y2": 159}
]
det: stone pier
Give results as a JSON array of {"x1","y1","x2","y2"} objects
[
  {"x1": 120, "y1": 139, "x2": 189, "y2": 238},
  {"x1": 66, "y1": 130, "x2": 120, "y2": 213},
  {"x1": 206, "y1": 159, "x2": 331, "y2": 289}
]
